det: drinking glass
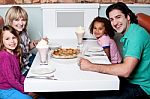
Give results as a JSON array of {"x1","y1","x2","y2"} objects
[
  {"x1": 37, "y1": 46, "x2": 49, "y2": 65},
  {"x1": 77, "y1": 45, "x2": 86, "y2": 66},
  {"x1": 75, "y1": 31, "x2": 85, "y2": 46}
]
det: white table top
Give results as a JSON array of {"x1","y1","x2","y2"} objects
[{"x1": 24, "y1": 39, "x2": 119, "y2": 92}]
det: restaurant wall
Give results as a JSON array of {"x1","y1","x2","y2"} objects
[{"x1": 0, "y1": 4, "x2": 150, "y2": 40}]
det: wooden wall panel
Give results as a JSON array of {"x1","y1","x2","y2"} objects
[
  {"x1": 24, "y1": 0, "x2": 32, "y2": 3},
  {"x1": 0, "y1": 0, "x2": 149, "y2": 4},
  {"x1": 15, "y1": 0, "x2": 23, "y2": 3},
  {"x1": 0, "y1": 0, "x2": 5, "y2": 4},
  {"x1": 5, "y1": 0, "x2": 15, "y2": 4},
  {"x1": 33, "y1": 0, "x2": 40, "y2": 3}
]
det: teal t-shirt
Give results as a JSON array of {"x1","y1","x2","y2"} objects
[{"x1": 120, "y1": 23, "x2": 150, "y2": 95}]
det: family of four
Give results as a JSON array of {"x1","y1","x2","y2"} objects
[{"x1": 0, "y1": 2, "x2": 150, "y2": 99}]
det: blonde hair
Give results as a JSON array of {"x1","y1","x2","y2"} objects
[{"x1": 5, "y1": 6, "x2": 28, "y2": 32}]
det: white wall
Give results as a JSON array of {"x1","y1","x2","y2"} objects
[{"x1": 42, "y1": 4, "x2": 99, "y2": 40}]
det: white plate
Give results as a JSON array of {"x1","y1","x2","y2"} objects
[
  {"x1": 31, "y1": 67, "x2": 56, "y2": 75},
  {"x1": 52, "y1": 58, "x2": 77, "y2": 64},
  {"x1": 87, "y1": 47, "x2": 103, "y2": 52}
]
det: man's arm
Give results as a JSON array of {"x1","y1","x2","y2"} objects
[{"x1": 80, "y1": 57, "x2": 138, "y2": 77}]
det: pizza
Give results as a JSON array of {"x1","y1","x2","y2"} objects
[{"x1": 51, "y1": 48, "x2": 79, "y2": 59}]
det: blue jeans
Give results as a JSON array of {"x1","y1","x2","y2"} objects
[
  {"x1": 85, "y1": 77, "x2": 149, "y2": 99},
  {"x1": 22, "y1": 53, "x2": 36, "y2": 76},
  {"x1": 0, "y1": 88, "x2": 33, "y2": 99}
]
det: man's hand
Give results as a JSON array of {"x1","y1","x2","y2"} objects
[{"x1": 79, "y1": 58, "x2": 93, "y2": 71}]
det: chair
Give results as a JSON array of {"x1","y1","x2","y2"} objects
[
  {"x1": 136, "y1": 13, "x2": 150, "y2": 34},
  {"x1": 136, "y1": 13, "x2": 150, "y2": 98},
  {"x1": 0, "y1": 16, "x2": 4, "y2": 29}
]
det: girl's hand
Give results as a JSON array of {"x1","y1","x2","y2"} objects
[
  {"x1": 29, "y1": 37, "x2": 49, "y2": 50},
  {"x1": 29, "y1": 40, "x2": 39, "y2": 50},
  {"x1": 42, "y1": 37, "x2": 49, "y2": 43}
]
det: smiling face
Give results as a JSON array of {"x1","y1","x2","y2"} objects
[
  {"x1": 11, "y1": 17, "x2": 26, "y2": 32},
  {"x1": 5, "y1": 6, "x2": 28, "y2": 33},
  {"x1": 93, "y1": 21, "x2": 106, "y2": 39},
  {"x1": 108, "y1": 9, "x2": 130, "y2": 34},
  {"x1": 2, "y1": 30, "x2": 18, "y2": 53}
]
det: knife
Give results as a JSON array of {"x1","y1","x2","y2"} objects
[{"x1": 27, "y1": 76, "x2": 57, "y2": 80}]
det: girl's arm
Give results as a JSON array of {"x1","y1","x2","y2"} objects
[
  {"x1": 20, "y1": 74, "x2": 25, "y2": 85},
  {"x1": 29, "y1": 37, "x2": 48, "y2": 50},
  {"x1": 97, "y1": 35, "x2": 111, "y2": 61},
  {"x1": 103, "y1": 47, "x2": 111, "y2": 61},
  {"x1": 1, "y1": 56, "x2": 24, "y2": 93},
  {"x1": 29, "y1": 40, "x2": 39, "y2": 50}
]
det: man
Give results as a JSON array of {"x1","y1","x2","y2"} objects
[{"x1": 79, "y1": 2, "x2": 150, "y2": 99}]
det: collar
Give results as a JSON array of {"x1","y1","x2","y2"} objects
[{"x1": 120, "y1": 23, "x2": 137, "y2": 42}]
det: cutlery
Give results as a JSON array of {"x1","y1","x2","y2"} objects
[
  {"x1": 84, "y1": 54, "x2": 106, "y2": 57},
  {"x1": 27, "y1": 76, "x2": 57, "y2": 80},
  {"x1": 87, "y1": 50, "x2": 103, "y2": 52},
  {"x1": 83, "y1": 38, "x2": 96, "y2": 40}
]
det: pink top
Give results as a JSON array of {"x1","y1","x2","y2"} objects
[
  {"x1": 97, "y1": 35, "x2": 122, "y2": 63},
  {"x1": 0, "y1": 50, "x2": 25, "y2": 93}
]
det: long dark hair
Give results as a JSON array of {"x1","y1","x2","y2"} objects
[
  {"x1": 89, "y1": 16, "x2": 115, "y2": 38},
  {"x1": 106, "y1": 2, "x2": 138, "y2": 24}
]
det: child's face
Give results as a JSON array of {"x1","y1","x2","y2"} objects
[
  {"x1": 11, "y1": 17, "x2": 26, "y2": 32},
  {"x1": 3, "y1": 30, "x2": 18, "y2": 53},
  {"x1": 93, "y1": 21, "x2": 105, "y2": 38}
]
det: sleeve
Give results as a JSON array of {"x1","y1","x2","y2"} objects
[
  {"x1": 26, "y1": 31, "x2": 31, "y2": 44},
  {"x1": 97, "y1": 35, "x2": 110, "y2": 48},
  {"x1": 0, "y1": 55, "x2": 25, "y2": 93},
  {"x1": 20, "y1": 75, "x2": 25, "y2": 85}
]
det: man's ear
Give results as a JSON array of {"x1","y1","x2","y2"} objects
[{"x1": 127, "y1": 15, "x2": 130, "y2": 21}]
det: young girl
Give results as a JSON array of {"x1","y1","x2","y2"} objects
[
  {"x1": 5, "y1": 6, "x2": 48, "y2": 76},
  {"x1": 89, "y1": 16, "x2": 122, "y2": 63},
  {"x1": 0, "y1": 25, "x2": 38, "y2": 99}
]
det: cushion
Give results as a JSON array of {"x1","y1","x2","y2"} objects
[{"x1": 136, "y1": 13, "x2": 150, "y2": 34}]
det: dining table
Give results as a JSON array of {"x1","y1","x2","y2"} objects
[{"x1": 24, "y1": 39, "x2": 120, "y2": 92}]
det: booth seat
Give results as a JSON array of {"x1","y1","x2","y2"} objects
[
  {"x1": 136, "y1": 13, "x2": 150, "y2": 98},
  {"x1": 0, "y1": 16, "x2": 4, "y2": 29},
  {"x1": 136, "y1": 13, "x2": 150, "y2": 34}
]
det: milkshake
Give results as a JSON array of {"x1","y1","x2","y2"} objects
[
  {"x1": 75, "y1": 26, "x2": 85, "y2": 45},
  {"x1": 36, "y1": 39, "x2": 49, "y2": 65}
]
